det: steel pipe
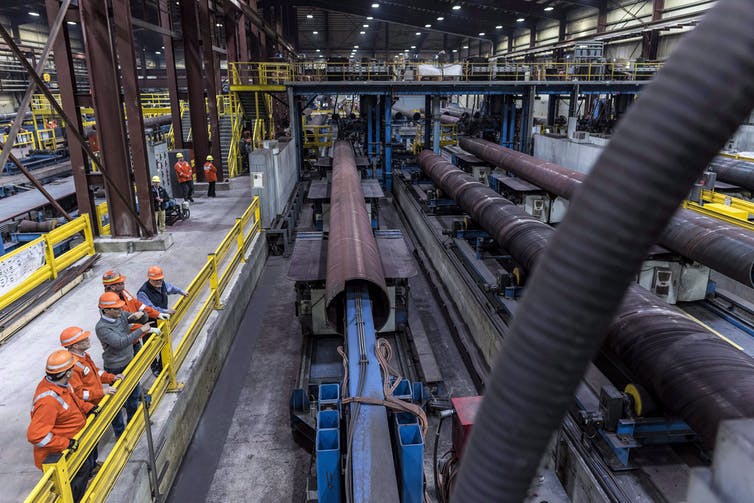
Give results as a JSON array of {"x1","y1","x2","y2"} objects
[
  {"x1": 708, "y1": 156, "x2": 754, "y2": 191},
  {"x1": 460, "y1": 137, "x2": 754, "y2": 287},
  {"x1": 326, "y1": 141, "x2": 390, "y2": 331},
  {"x1": 392, "y1": 105, "x2": 422, "y2": 122},
  {"x1": 418, "y1": 149, "x2": 754, "y2": 449}
]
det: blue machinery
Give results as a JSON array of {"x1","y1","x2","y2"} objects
[{"x1": 289, "y1": 141, "x2": 423, "y2": 502}]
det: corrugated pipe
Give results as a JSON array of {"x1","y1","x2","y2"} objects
[
  {"x1": 459, "y1": 137, "x2": 754, "y2": 288},
  {"x1": 450, "y1": 0, "x2": 754, "y2": 500},
  {"x1": 707, "y1": 155, "x2": 754, "y2": 191},
  {"x1": 418, "y1": 150, "x2": 754, "y2": 452}
]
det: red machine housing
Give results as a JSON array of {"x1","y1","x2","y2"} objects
[{"x1": 451, "y1": 395, "x2": 483, "y2": 458}]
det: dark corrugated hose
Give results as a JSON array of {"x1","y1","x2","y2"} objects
[{"x1": 451, "y1": 0, "x2": 754, "y2": 501}]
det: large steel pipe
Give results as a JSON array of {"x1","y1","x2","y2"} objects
[
  {"x1": 708, "y1": 155, "x2": 754, "y2": 191},
  {"x1": 326, "y1": 141, "x2": 390, "y2": 331},
  {"x1": 392, "y1": 105, "x2": 422, "y2": 121},
  {"x1": 418, "y1": 149, "x2": 754, "y2": 448},
  {"x1": 460, "y1": 137, "x2": 754, "y2": 287},
  {"x1": 439, "y1": 114, "x2": 461, "y2": 125}
]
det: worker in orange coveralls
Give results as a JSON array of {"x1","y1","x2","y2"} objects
[
  {"x1": 174, "y1": 152, "x2": 194, "y2": 202},
  {"x1": 204, "y1": 155, "x2": 218, "y2": 197},
  {"x1": 60, "y1": 326, "x2": 122, "y2": 406},
  {"x1": 28, "y1": 350, "x2": 98, "y2": 502}
]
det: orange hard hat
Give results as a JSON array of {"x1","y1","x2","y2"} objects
[
  {"x1": 98, "y1": 291, "x2": 125, "y2": 309},
  {"x1": 60, "y1": 326, "x2": 90, "y2": 347},
  {"x1": 46, "y1": 350, "x2": 75, "y2": 375},
  {"x1": 102, "y1": 270, "x2": 125, "y2": 285},
  {"x1": 147, "y1": 265, "x2": 164, "y2": 280}
]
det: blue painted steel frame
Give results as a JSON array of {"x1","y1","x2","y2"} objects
[
  {"x1": 345, "y1": 287, "x2": 399, "y2": 501},
  {"x1": 384, "y1": 96, "x2": 392, "y2": 191}
]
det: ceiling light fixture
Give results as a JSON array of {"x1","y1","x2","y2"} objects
[
  {"x1": 416, "y1": 32, "x2": 421, "y2": 35},
  {"x1": 312, "y1": 31, "x2": 318, "y2": 34},
  {"x1": 363, "y1": 24, "x2": 369, "y2": 28},
  {"x1": 155, "y1": 51, "x2": 161, "y2": 54},
  {"x1": 306, "y1": 14, "x2": 313, "y2": 19},
  {"x1": 28, "y1": 11, "x2": 40, "y2": 16},
  {"x1": 452, "y1": 5, "x2": 461, "y2": 10},
  {"x1": 544, "y1": 6, "x2": 554, "y2": 11},
  {"x1": 372, "y1": 3, "x2": 380, "y2": 7},
  {"x1": 66, "y1": 21, "x2": 76, "y2": 25},
  {"x1": 517, "y1": 17, "x2": 525, "y2": 22},
  {"x1": 462, "y1": 45, "x2": 469, "y2": 49},
  {"x1": 425, "y1": 24, "x2": 431, "y2": 28},
  {"x1": 437, "y1": 16, "x2": 444, "y2": 21},
  {"x1": 452, "y1": 49, "x2": 458, "y2": 52},
  {"x1": 316, "y1": 49, "x2": 321, "y2": 52},
  {"x1": 360, "y1": 31, "x2": 366, "y2": 34},
  {"x1": 495, "y1": 25, "x2": 502, "y2": 29},
  {"x1": 354, "y1": 45, "x2": 359, "y2": 48},
  {"x1": 367, "y1": 16, "x2": 374, "y2": 20},
  {"x1": 479, "y1": 32, "x2": 485, "y2": 36}
]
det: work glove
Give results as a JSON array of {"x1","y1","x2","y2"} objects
[
  {"x1": 68, "y1": 439, "x2": 79, "y2": 452},
  {"x1": 158, "y1": 313, "x2": 171, "y2": 321},
  {"x1": 148, "y1": 327, "x2": 162, "y2": 336},
  {"x1": 88, "y1": 406, "x2": 101, "y2": 417}
]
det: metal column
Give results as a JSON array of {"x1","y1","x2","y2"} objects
[
  {"x1": 112, "y1": 0, "x2": 156, "y2": 235},
  {"x1": 432, "y1": 96, "x2": 441, "y2": 153},
  {"x1": 519, "y1": 87, "x2": 535, "y2": 153},
  {"x1": 199, "y1": 0, "x2": 222, "y2": 179},
  {"x1": 160, "y1": 0, "x2": 183, "y2": 149},
  {"x1": 375, "y1": 95, "x2": 381, "y2": 164},
  {"x1": 423, "y1": 95, "x2": 431, "y2": 150},
  {"x1": 288, "y1": 87, "x2": 302, "y2": 179},
  {"x1": 45, "y1": 0, "x2": 95, "y2": 226},
  {"x1": 180, "y1": 0, "x2": 210, "y2": 172},
  {"x1": 384, "y1": 95, "x2": 392, "y2": 190},
  {"x1": 79, "y1": 0, "x2": 139, "y2": 236},
  {"x1": 500, "y1": 95, "x2": 515, "y2": 148}
]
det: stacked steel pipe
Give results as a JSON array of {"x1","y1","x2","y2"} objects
[
  {"x1": 707, "y1": 155, "x2": 754, "y2": 191},
  {"x1": 325, "y1": 140, "x2": 390, "y2": 331},
  {"x1": 460, "y1": 136, "x2": 754, "y2": 288},
  {"x1": 418, "y1": 149, "x2": 754, "y2": 449}
]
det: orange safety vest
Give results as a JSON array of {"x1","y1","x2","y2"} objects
[
  {"x1": 120, "y1": 288, "x2": 160, "y2": 319},
  {"x1": 69, "y1": 352, "x2": 117, "y2": 405},
  {"x1": 27, "y1": 378, "x2": 92, "y2": 469},
  {"x1": 203, "y1": 162, "x2": 218, "y2": 182},
  {"x1": 174, "y1": 160, "x2": 193, "y2": 182}
]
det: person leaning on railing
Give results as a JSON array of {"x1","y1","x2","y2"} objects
[
  {"x1": 95, "y1": 292, "x2": 160, "y2": 437},
  {"x1": 27, "y1": 350, "x2": 98, "y2": 502},
  {"x1": 60, "y1": 326, "x2": 122, "y2": 406}
]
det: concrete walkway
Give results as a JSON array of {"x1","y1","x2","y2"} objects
[{"x1": 0, "y1": 177, "x2": 253, "y2": 502}]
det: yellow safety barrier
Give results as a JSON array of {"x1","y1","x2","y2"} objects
[
  {"x1": 720, "y1": 152, "x2": 754, "y2": 163},
  {"x1": 412, "y1": 123, "x2": 458, "y2": 154},
  {"x1": 95, "y1": 202, "x2": 110, "y2": 236},
  {"x1": 0, "y1": 214, "x2": 95, "y2": 312},
  {"x1": 25, "y1": 197, "x2": 261, "y2": 503},
  {"x1": 302, "y1": 120, "x2": 334, "y2": 149}
]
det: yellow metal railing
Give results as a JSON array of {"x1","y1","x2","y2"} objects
[
  {"x1": 2, "y1": 130, "x2": 36, "y2": 150},
  {"x1": 228, "y1": 60, "x2": 664, "y2": 86},
  {"x1": 302, "y1": 119, "x2": 334, "y2": 149},
  {"x1": 25, "y1": 197, "x2": 262, "y2": 503},
  {"x1": 721, "y1": 152, "x2": 754, "y2": 163},
  {"x1": 0, "y1": 215, "x2": 95, "y2": 311},
  {"x1": 412, "y1": 123, "x2": 458, "y2": 154},
  {"x1": 95, "y1": 202, "x2": 110, "y2": 236},
  {"x1": 226, "y1": 96, "x2": 245, "y2": 178},
  {"x1": 683, "y1": 189, "x2": 754, "y2": 232}
]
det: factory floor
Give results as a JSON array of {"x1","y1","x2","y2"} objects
[{"x1": 0, "y1": 176, "x2": 253, "y2": 502}]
